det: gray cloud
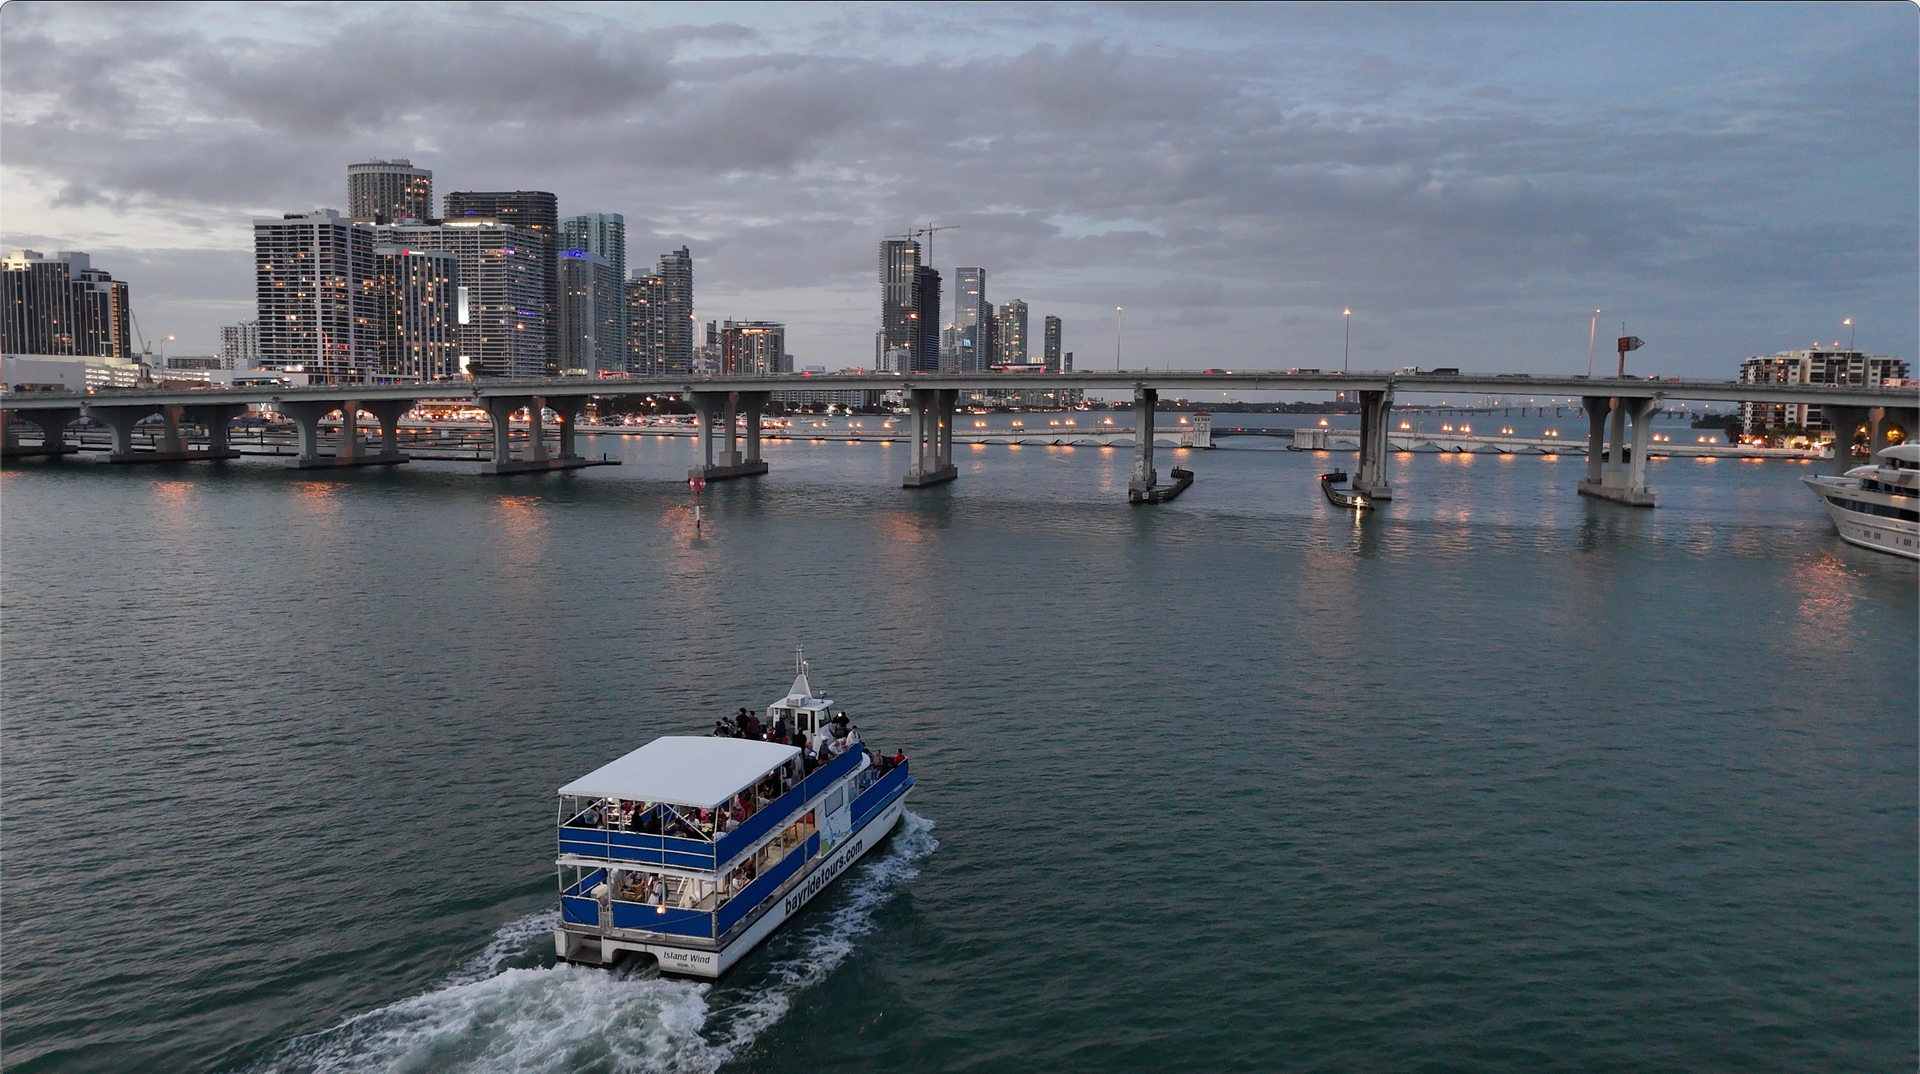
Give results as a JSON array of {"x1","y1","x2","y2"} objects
[{"x1": 2, "y1": 2, "x2": 1912, "y2": 372}]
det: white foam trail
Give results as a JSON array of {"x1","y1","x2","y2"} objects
[{"x1": 250, "y1": 811, "x2": 937, "y2": 1074}]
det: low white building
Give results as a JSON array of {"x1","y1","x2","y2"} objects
[{"x1": 1738, "y1": 348, "x2": 1908, "y2": 431}]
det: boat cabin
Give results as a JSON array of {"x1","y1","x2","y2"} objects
[{"x1": 762, "y1": 665, "x2": 846, "y2": 749}]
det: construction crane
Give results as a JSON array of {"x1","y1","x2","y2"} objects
[{"x1": 915, "y1": 222, "x2": 960, "y2": 265}]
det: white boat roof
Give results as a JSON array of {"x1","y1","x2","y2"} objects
[
  {"x1": 1877, "y1": 443, "x2": 1919, "y2": 463},
  {"x1": 558, "y1": 736, "x2": 800, "y2": 808}
]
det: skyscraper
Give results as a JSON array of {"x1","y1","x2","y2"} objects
[
  {"x1": 443, "y1": 190, "x2": 560, "y2": 373},
  {"x1": 625, "y1": 274, "x2": 662, "y2": 375},
  {"x1": 561, "y1": 214, "x2": 626, "y2": 280},
  {"x1": 374, "y1": 220, "x2": 549, "y2": 378},
  {"x1": 723, "y1": 321, "x2": 786, "y2": 375},
  {"x1": 913, "y1": 265, "x2": 941, "y2": 373},
  {"x1": 880, "y1": 237, "x2": 923, "y2": 370},
  {"x1": 253, "y1": 211, "x2": 381, "y2": 381},
  {"x1": 557, "y1": 249, "x2": 622, "y2": 376},
  {"x1": 995, "y1": 299, "x2": 1029, "y2": 366},
  {"x1": 348, "y1": 159, "x2": 433, "y2": 224},
  {"x1": 1, "y1": 250, "x2": 131, "y2": 360},
  {"x1": 953, "y1": 267, "x2": 990, "y2": 371},
  {"x1": 1043, "y1": 315, "x2": 1062, "y2": 373},
  {"x1": 373, "y1": 246, "x2": 457, "y2": 379},
  {"x1": 654, "y1": 246, "x2": 694, "y2": 375}
]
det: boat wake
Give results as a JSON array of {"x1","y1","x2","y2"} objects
[{"x1": 247, "y1": 812, "x2": 936, "y2": 1074}]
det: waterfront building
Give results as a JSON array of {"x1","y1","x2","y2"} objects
[
  {"x1": 347, "y1": 159, "x2": 433, "y2": 224},
  {"x1": 953, "y1": 267, "x2": 990, "y2": 372},
  {"x1": 1738, "y1": 349, "x2": 1911, "y2": 432},
  {"x1": 374, "y1": 246, "x2": 457, "y2": 379},
  {"x1": 253, "y1": 211, "x2": 381, "y2": 381},
  {"x1": 374, "y1": 220, "x2": 549, "y2": 378},
  {"x1": 558, "y1": 249, "x2": 623, "y2": 376},
  {"x1": 625, "y1": 274, "x2": 663, "y2": 374},
  {"x1": 655, "y1": 247, "x2": 694, "y2": 375},
  {"x1": 219, "y1": 321, "x2": 259, "y2": 370},
  {"x1": 2, "y1": 250, "x2": 132, "y2": 360},
  {"x1": 561, "y1": 214, "x2": 627, "y2": 373},
  {"x1": 880, "y1": 238, "x2": 941, "y2": 373},
  {"x1": 1043, "y1": 315, "x2": 1062, "y2": 373},
  {"x1": 722, "y1": 321, "x2": 786, "y2": 375},
  {"x1": 443, "y1": 191, "x2": 560, "y2": 373},
  {"x1": 994, "y1": 299, "x2": 1030, "y2": 366},
  {"x1": 914, "y1": 265, "x2": 941, "y2": 373}
]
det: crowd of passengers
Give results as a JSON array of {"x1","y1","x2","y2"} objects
[{"x1": 712, "y1": 708, "x2": 907, "y2": 779}]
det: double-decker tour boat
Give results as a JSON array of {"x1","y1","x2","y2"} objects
[{"x1": 552, "y1": 656, "x2": 914, "y2": 977}]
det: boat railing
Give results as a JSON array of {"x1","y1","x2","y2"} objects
[
  {"x1": 556, "y1": 745, "x2": 866, "y2": 869},
  {"x1": 850, "y1": 760, "x2": 911, "y2": 830},
  {"x1": 713, "y1": 745, "x2": 864, "y2": 865},
  {"x1": 717, "y1": 830, "x2": 821, "y2": 937}
]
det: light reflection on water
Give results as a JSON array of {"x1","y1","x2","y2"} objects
[{"x1": 0, "y1": 434, "x2": 1913, "y2": 1074}]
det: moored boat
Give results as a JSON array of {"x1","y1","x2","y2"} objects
[
  {"x1": 552, "y1": 656, "x2": 914, "y2": 976},
  {"x1": 1801, "y1": 443, "x2": 1919, "y2": 560}
]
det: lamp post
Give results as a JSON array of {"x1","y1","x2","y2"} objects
[
  {"x1": 1115, "y1": 307, "x2": 1124, "y2": 372},
  {"x1": 1844, "y1": 317, "x2": 1854, "y2": 351},
  {"x1": 1586, "y1": 309, "x2": 1600, "y2": 377},
  {"x1": 1342, "y1": 309, "x2": 1351, "y2": 373}
]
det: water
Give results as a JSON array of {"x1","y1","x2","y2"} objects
[{"x1": 3, "y1": 427, "x2": 1913, "y2": 1072}]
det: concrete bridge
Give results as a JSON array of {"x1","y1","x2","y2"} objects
[{"x1": 3, "y1": 369, "x2": 1912, "y2": 507}]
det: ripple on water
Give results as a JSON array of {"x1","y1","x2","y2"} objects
[{"x1": 247, "y1": 814, "x2": 937, "y2": 1074}]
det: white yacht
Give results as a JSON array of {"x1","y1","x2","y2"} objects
[
  {"x1": 551, "y1": 657, "x2": 913, "y2": 977},
  {"x1": 1802, "y1": 443, "x2": 1919, "y2": 560}
]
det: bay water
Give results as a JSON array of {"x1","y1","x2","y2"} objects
[{"x1": 3, "y1": 420, "x2": 1913, "y2": 1072}]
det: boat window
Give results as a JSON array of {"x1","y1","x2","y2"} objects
[{"x1": 827, "y1": 787, "x2": 846, "y2": 814}]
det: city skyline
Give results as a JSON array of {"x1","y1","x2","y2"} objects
[{"x1": 1, "y1": 4, "x2": 1914, "y2": 379}]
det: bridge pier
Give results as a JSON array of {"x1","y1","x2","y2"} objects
[
  {"x1": 902, "y1": 387, "x2": 957, "y2": 487},
  {"x1": 182, "y1": 403, "x2": 247, "y2": 460},
  {"x1": 1127, "y1": 386, "x2": 1193, "y2": 503},
  {"x1": 281, "y1": 399, "x2": 407, "y2": 469},
  {"x1": 88, "y1": 403, "x2": 229, "y2": 463},
  {"x1": 2, "y1": 405, "x2": 81, "y2": 456},
  {"x1": 688, "y1": 390, "x2": 768, "y2": 481},
  {"x1": 1353, "y1": 389, "x2": 1393, "y2": 501},
  {"x1": 1578, "y1": 395, "x2": 1658, "y2": 506}
]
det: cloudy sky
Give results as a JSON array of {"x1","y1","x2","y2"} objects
[{"x1": 3, "y1": 2, "x2": 1914, "y2": 381}]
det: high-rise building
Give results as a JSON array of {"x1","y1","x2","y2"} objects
[
  {"x1": 655, "y1": 247, "x2": 694, "y2": 374},
  {"x1": 953, "y1": 267, "x2": 990, "y2": 371},
  {"x1": 561, "y1": 214, "x2": 627, "y2": 375},
  {"x1": 723, "y1": 321, "x2": 786, "y2": 375},
  {"x1": 348, "y1": 159, "x2": 433, "y2": 224},
  {"x1": 1738, "y1": 348, "x2": 1910, "y2": 431},
  {"x1": 625, "y1": 274, "x2": 662, "y2": 375},
  {"x1": 2, "y1": 250, "x2": 132, "y2": 360},
  {"x1": 913, "y1": 265, "x2": 941, "y2": 373},
  {"x1": 880, "y1": 238, "x2": 925, "y2": 371},
  {"x1": 443, "y1": 191, "x2": 560, "y2": 373},
  {"x1": 374, "y1": 220, "x2": 549, "y2": 378},
  {"x1": 373, "y1": 246, "x2": 457, "y2": 380},
  {"x1": 219, "y1": 320, "x2": 259, "y2": 370},
  {"x1": 560, "y1": 214, "x2": 625, "y2": 280},
  {"x1": 557, "y1": 249, "x2": 624, "y2": 376},
  {"x1": 994, "y1": 299, "x2": 1030, "y2": 367},
  {"x1": 253, "y1": 211, "x2": 381, "y2": 381},
  {"x1": 1043, "y1": 315, "x2": 1063, "y2": 373}
]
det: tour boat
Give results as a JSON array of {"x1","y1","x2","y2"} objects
[
  {"x1": 1801, "y1": 443, "x2": 1919, "y2": 560},
  {"x1": 551, "y1": 657, "x2": 913, "y2": 976},
  {"x1": 1320, "y1": 469, "x2": 1372, "y2": 511}
]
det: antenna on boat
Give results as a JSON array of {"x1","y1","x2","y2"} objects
[{"x1": 795, "y1": 644, "x2": 804, "y2": 675}]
